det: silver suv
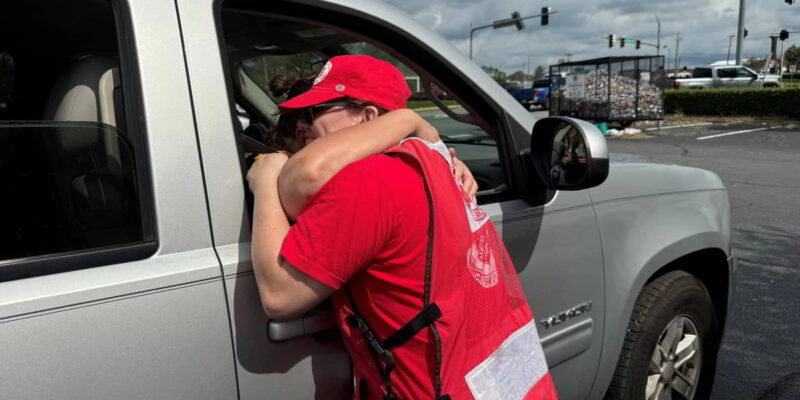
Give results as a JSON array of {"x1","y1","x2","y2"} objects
[{"x1": 0, "y1": 1, "x2": 735, "y2": 399}]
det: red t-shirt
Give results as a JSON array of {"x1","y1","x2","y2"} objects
[{"x1": 280, "y1": 154, "x2": 436, "y2": 399}]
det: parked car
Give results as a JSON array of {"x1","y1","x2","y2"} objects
[
  {"x1": 673, "y1": 65, "x2": 782, "y2": 89},
  {"x1": 506, "y1": 81, "x2": 536, "y2": 109},
  {"x1": 0, "y1": 1, "x2": 735, "y2": 399}
]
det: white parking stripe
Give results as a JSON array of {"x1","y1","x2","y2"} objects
[
  {"x1": 644, "y1": 122, "x2": 713, "y2": 131},
  {"x1": 697, "y1": 127, "x2": 769, "y2": 140}
]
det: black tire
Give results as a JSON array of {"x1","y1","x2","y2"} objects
[{"x1": 606, "y1": 271, "x2": 719, "y2": 400}]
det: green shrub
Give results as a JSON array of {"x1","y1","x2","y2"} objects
[{"x1": 664, "y1": 88, "x2": 800, "y2": 118}]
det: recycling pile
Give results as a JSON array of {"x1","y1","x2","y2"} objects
[{"x1": 559, "y1": 69, "x2": 663, "y2": 120}]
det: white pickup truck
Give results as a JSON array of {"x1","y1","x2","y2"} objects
[{"x1": 673, "y1": 65, "x2": 782, "y2": 89}]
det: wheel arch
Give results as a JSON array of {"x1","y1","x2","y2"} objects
[{"x1": 590, "y1": 234, "x2": 731, "y2": 399}]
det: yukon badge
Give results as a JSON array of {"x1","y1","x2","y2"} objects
[{"x1": 539, "y1": 301, "x2": 592, "y2": 329}]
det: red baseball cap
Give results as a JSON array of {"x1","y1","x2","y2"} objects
[{"x1": 279, "y1": 55, "x2": 411, "y2": 113}]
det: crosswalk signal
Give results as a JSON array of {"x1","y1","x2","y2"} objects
[
  {"x1": 635, "y1": 40, "x2": 641, "y2": 49},
  {"x1": 620, "y1": 37, "x2": 625, "y2": 48},
  {"x1": 779, "y1": 29, "x2": 790, "y2": 40},
  {"x1": 608, "y1": 34, "x2": 615, "y2": 48},
  {"x1": 541, "y1": 7, "x2": 551, "y2": 26}
]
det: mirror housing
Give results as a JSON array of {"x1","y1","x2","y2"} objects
[{"x1": 528, "y1": 117, "x2": 609, "y2": 190}]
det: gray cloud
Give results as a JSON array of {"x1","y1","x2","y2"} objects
[{"x1": 380, "y1": 0, "x2": 800, "y2": 72}]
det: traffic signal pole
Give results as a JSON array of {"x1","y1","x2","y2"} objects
[{"x1": 735, "y1": 0, "x2": 746, "y2": 65}]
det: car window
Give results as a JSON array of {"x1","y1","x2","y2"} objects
[
  {"x1": 0, "y1": 1, "x2": 154, "y2": 275},
  {"x1": 533, "y1": 79, "x2": 550, "y2": 88},
  {"x1": 0, "y1": 52, "x2": 11, "y2": 119},
  {"x1": 717, "y1": 68, "x2": 736, "y2": 78},
  {"x1": 219, "y1": 11, "x2": 510, "y2": 200},
  {"x1": 692, "y1": 68, "x2": 712, "y2": 78},
  {"x1": 736, "y1": 67, "x2": 755, "y2": 78}
]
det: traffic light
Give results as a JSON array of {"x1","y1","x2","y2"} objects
[
  {"x1": 541, "y1": 7, "x2": 551, "y2": 26},
  {"x1": 744, "y1": 29, "x2": 748, "y2": 38},
  {"x1": 511, "y1": 11, "x2": 525, "y2": 30},
  {"x1": 786, "y1": 0, "x2": 795, "y2": 5},
  {"x1": 635, "y1": 40, "x2": 641, "y2": 49},
  {"x1": 780, "y1": 29, "x2": 790, "y2": 40},
  {"x1": 620, "y1": 37, "x2": 625, "y2": 48},
  {"x1": 608, "y1": 34, "x2": 615, "y2": 48}
]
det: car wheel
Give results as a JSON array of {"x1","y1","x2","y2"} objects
[{"x1": 606, "y1": 271, "x2": 719, "y2": 400}]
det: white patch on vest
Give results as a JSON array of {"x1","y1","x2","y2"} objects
[
  {"x1": 465, "y1": 319, "x2": 549, "y2": 400},
  {"x1": 464, "y1": 198, "x2": 490, "y2": 233},
  {"x1": 399, "y1": 137, "x2": 453, "y2": 170},
  {"x1": 466, "y1": 229, "x2": 498, "y2": 288},
  {"x1": 314, "y1": 61, "x2": 332, "y2": 85}
]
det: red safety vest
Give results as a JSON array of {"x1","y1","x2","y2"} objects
[{"x1": 345, "y1": 139, "x2": 558, "y2": 400}]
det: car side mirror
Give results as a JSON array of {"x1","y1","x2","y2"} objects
[{"x1": 528, "y1": 117, "x2": 609, "y2": 190}]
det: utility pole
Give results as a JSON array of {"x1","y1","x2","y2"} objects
[
  {"x1": 663, "y1": 45, "x2": 671, "y2": 72},
  {"x1": 735, "y1": 0, "x2": 746, "y2": 64},
  {"x1": 656, "y1": 15, "x2": 661, "y2": 57},
  {"x1": 526, "y1": 56, "x2": 532, "y2": 81},
  {"x1": 564, "y1": 53, "x2": 572, "y2": 62},
  {"x1": 727, "y1": 34, "x2": 735, "y2": 65},
  {"x1": 674, "y1": 32, "x2": 681, "y2": 71}
]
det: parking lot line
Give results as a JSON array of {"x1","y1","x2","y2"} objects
[
  {"x1": 644, "y1": 122, "x2": 713, "y2": 132},
  {"x1": 697, "y1": 127, "x2": 769, "y2": 141}
]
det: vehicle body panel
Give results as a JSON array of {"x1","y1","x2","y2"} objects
[
  {"x1": 586, "y1": 164, "x2": 732, "y2": 398},
  {"x1": 0, "y1": 0, "x2": 238, "y2": 398}
]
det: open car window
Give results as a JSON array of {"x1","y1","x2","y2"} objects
[{"x1": 220, "y1": 8, "x2": 513, "y2": 201}]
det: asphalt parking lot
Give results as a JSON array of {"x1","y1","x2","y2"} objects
[{"x1": 602, "y1": 119, "x2": 800, "y2": 400}]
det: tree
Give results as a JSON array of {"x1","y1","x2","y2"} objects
[
  {"x1": 508, "y1": 70, "x2": 526, "y2": 83},
  {"x1": 784, "y1": 45, "x2": 800, "y2": 69},
  {"x1": 534, "y1": 65, "x2": 545, "y2": 78},
  {"x1": 743, "y1": 57, "x2": 766, "y2": 72},
  {"x1": 481, "y1": 66, "x2": 507, "y2": 83}
]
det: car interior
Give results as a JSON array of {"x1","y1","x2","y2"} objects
[
  {"x1": 218, "y1": 7, "x2": 510, "y2": 201},
  {"x1": 0, "y1": 0, "x2": 143, "y2": 263}
]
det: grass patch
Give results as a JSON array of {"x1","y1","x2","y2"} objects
[{"x1": 408, "y1": 99, "x2": 459, "y2": 110}]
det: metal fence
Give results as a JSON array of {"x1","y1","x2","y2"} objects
[{"x1": 549, "y1": 56, "x2": 665, "y2": 124}]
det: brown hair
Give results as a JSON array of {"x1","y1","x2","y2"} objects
[{"x1": 261, "y1": 71, "x2": 386, "y2": 153}]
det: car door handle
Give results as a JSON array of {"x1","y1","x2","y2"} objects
[{"x1": 267, "y1": 311, "x2": 336, "y2": 342}]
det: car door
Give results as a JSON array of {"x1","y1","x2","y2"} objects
[
  {"x1": 181, "y1": 1, "x2": 604, "y2": 399},
  {"x1": 174, "y1": 1, "x2": 353, "y2": 399},
  {"x1": 717, "y1": 67, "x2": 738, "y2": 87},
  {"x1": 735, "y1": 67, "x2": 758, "y2": 87},
  {"x1": 0, "y1": 1, "x2": 237, "y2": 399}
]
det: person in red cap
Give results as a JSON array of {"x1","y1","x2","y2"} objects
[{"x1": 247, "y1": 55, "x2": 557, "y2": 399}]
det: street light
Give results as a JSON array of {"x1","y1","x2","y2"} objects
[{"x1": 469, "y1": 8, "x2": 556, "y2": 59}]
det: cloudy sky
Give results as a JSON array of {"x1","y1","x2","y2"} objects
[{"x1": 379, "y1": 0, "x2": 800, "y2": 73}]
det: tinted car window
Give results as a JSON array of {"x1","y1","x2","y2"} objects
[
  {"x1": 717, "y1": 68, "x2": 736, "y2": 78},
  {"x1": 533, "y1": 79, "x2": 550, "y2": 88},
  {"x1": 736, "y1": 68, "x2": 755, "y2": 78},
  {"x1": 692, "y1": 68, "x2": 712, "y2": 78},
  {"x1": 0, "y1": 123, "x2": 142, "y2": 260},
  {"x1": 0, "y1": 52, "x2": 11, "y2": 119}
]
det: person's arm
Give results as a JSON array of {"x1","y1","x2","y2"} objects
[
  {"x1": 247, "y1": 152, "x2": 333, "y2": 319},
  {"x1": 278, "y1": 109, "x2": 436, "y2": 220}
]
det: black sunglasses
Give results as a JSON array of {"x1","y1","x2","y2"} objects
[{"x1": 301, "y1": 102, "x2": 352, "y2": 124}]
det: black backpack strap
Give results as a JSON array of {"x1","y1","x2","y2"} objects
[
  {"x1": 345, "y1": 286, "x2": 404, "y2": 400},
  {"x1": 381, "y1": 303, "x2": 442, "y2": 349}
]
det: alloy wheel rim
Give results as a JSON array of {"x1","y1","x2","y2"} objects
[{"x1": 646, "y1": 315, "x2": 702, "y2": 400}]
